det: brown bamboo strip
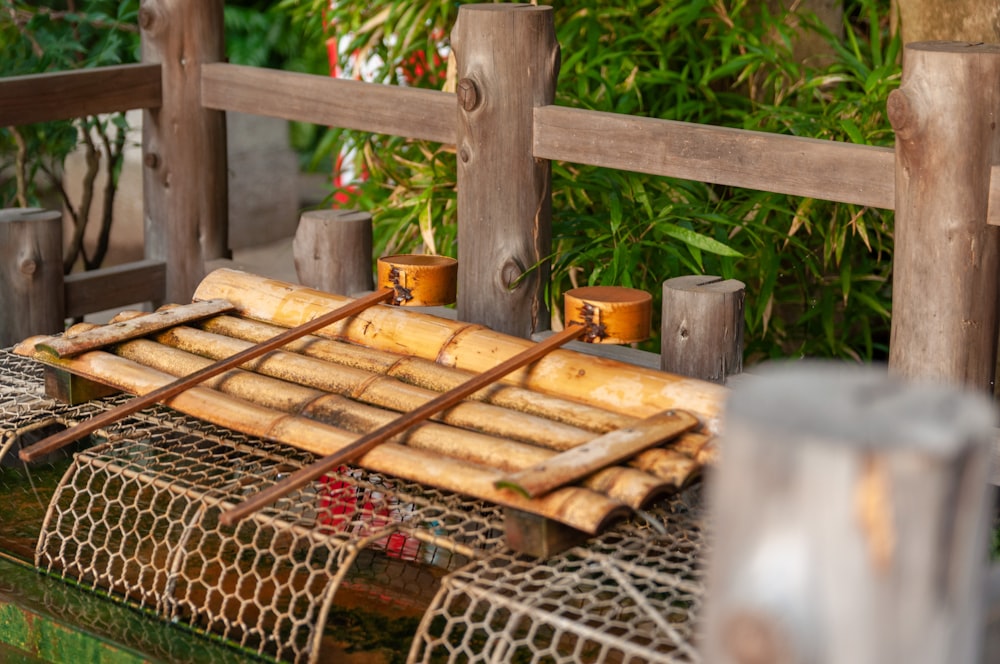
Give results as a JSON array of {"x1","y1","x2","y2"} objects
[
  {"x1": 497, "y1": 410, "x2": 699, "y2": 498},
  {"x1": 10, "y1": 340, "x2": 627, "y2": 534},
  {"x1": 192, "y1": 269, "x2": 729, "y2": 430},
  {"x1": 151, "y1": 323, "x2": 594, "y2": 449},
  {"x1": 16, "y1": 288, "x2": 394, "y2": 462},
  {"x1": 200, "y1": 313, "x2": 636, "y2": 433},
  {"x1": 34, "y1": 299, "x2": 234, "y2": 358}
]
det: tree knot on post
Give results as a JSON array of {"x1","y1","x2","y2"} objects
[
  {"x1": 457, "y1": 78, "x2": 480, "y2": 111},
  {"x1": 887, "y1": 88, "x2": 920, "y2": 142}
]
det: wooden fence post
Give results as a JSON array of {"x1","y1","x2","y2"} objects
[
  {"x1": 140, "y1": 0, "x2": 228, "y2": 305},
  {"x1": 0, "y1": 209, "x2": 64, "y2": 346},
  {"x1": 661, "y1": 275, "x2": 744, "y2": 383},
  {"x1": 451, "y1": 4, "x2": 559, "y2": 337},
  {"x1": 292, "y1": 209, "x2": 374, "y2": 296},
  {"x1": 702, "y1": 363, "x2": 996, "y2": 664},
  {"x1": 887, "y1": 42, "x2": 1000, "y2": 390}
]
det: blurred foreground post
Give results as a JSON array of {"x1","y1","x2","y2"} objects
[{"x1": 702, "y1": 363, "x2": 996, "y2": 664}]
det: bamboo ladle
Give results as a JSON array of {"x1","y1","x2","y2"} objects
[
  {"x1": 219, "y1": 285, "x2": 652, "y2": 526},
  {"x1": 17, "y1": 255, "x2": 457, "y2": 463}
]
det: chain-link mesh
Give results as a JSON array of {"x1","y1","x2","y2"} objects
[{"x1": 0, "y1": 348, "x2": 707, "y2": 662}]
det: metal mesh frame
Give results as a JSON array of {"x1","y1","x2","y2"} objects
[{"x1": 0, "y1": 349, "x2": 707, "y2": 662}]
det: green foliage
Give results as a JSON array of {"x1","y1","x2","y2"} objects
[{"x1": 296, "y1": 0, "x2": 899, "y2": 363}]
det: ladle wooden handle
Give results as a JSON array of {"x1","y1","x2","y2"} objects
[
  {"x1": 219, "y1": 323, "x2": 588, "y2": 526},
  {"x1": 18, "y1": 287, "x2": 395, "y2": 463}
]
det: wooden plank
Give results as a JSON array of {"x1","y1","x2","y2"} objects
[
  {"x1": 495, "y1": 409, "x2": 698, "y2": 498},
  {"x1": 201, "y1": 63, "x2": 455, "y2": 145},
  {"x1": 63, "y1": 259, "x2": 166, "y2": 319},
  {"x1": 453, "y1": 4, "x2": 558, "y2": 337},
  {"x1": 141, "y1": 0, "x2": 229, "y2": 304},
  {"x1": 34, "y1": 299, "x2": 234, "y2": 358},
  {"x1": 0, "y1": 63, "x2": 161, "y2": 126},
  {"x1": 533, "y1": 105, "x2": 896, "y2": 209},
  {"x1": 887, "y1": 42, "x2": 1000, "y2": 391}
]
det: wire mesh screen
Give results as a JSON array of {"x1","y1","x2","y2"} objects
[{"x1": 0, "y1": 348, "x2": 707, "y2": 663}]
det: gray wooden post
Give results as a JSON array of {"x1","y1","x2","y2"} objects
[
  {"x1": 702, "y1": 362, "x2": 996, "y2": 664},
  {"x1": 661, "y1": 275, "x2": 744, "y2": 383},
  {"x1": 887, "y1": 42, "x2": 1000, "y2": 390},
  {"x1": 140, "y1": 0, "x2": 228, "y2": 304},
  {"x1": 292, "y1": 209, "x2": 374, "y2": 295},
  {"x1": 0, "y1": 208, "x2": 64, "y2": 346},
  {"x1": 451, "y1": 4, "x2": 559, "y2": 337}
]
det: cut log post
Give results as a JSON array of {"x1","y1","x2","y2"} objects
[
  {"x1": 661, "y1": 275, "x2": 745, "y2": 384},
  {"x1": 887, "y1": 42, "x2": 1000, "y2": 391},
  {"x1": 451, "y1": 4, "x2": 559, "y2": 337},
  {"x1": 702, "y1": 362, "x2": 996, "y2": 664},
  {"x1": 292, "y1": 209, "x2": 374, "y2": 295},
  {"x1": 140, "y1": 0, "x2": 228, "y2": 304},
  {"x1": 0, "y1": 208, "x2": 64, "y2": 346}
]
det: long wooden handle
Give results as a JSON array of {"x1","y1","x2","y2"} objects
[
  {"x1": 219, "y1": 323, "x2": 588, "y2": 526},
  {"x1": 18, "y1": 288, "x2": 394, "y2": 462}
]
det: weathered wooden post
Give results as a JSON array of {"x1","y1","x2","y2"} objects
[
  {"x1": 140, "y1": 0, "x2": 228, "y2": 304},
  {"x1": 661, "y1": 275, "x2": 745, "y2": 383},
  {"x1": 451, "y1": 4, "x2": 559, "y2": 337},
  {"x1": 887, "y1": 42, "x2": 1000, "y2": 390},
  {"x1": 702, "y1": 363, "x2": 996, "y2": 664},
  {"x1": 0, "y1": 208, "x2": 64, "y2": 346},
  {"x1": 292, "y1": 209, "x2": 374, "y2": 295}
]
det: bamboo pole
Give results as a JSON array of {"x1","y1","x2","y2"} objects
[
  {"x1": 107, "y1": 312, "x2": 718, "y2": 474},
  {"x1": 144, "y1": 321, "x2": 597, "y2": 450},
  {"x1": 17, "y1": 288, "x2": 393, "y2": 462},
  {"x1": 198, "y1": 313, "x2": 637, "y2": 434},
  {"x1": 11, "y1": 340, "x2": 629, "y2": 534},
  {"x1": 193, "y1": 269, "x2": 729, "y2": 430},
  {"x1": 106, "y1": 335, "x2": 693, "y2": 508}
]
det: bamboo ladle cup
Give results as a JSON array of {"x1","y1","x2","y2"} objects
[
  {"x1": 17, "y1": 255, "x2": 457, "y2": 463},
  {"x1": 219, "y1": 285, "x2": 653, "y2": 526}
]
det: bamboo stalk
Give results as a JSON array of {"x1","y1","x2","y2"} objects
[
  {"x1": 103, "y1": 310, "x2": 710, "y2": 477},
  {"x1": 16, "y1": 288, "x2": 394, "y2": 462},
  {"x1": 219, "y1": 324, "x2": 593, "y2": 525},
  {"x1": 10, "y1": 341, "x2": 628, "y2": 534},
  {"x1": 198, "y1": 313, "x2": 636, "y2": 434},
  {"x1": 149, "y1": 322, "x2": 595, "y2": 449},
  {"x1": 193, "y1": 269, "x2": 728, "y2": 430},
  {"x1": 108, "y1": 334, "x2": 699, "y2": 507}
]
